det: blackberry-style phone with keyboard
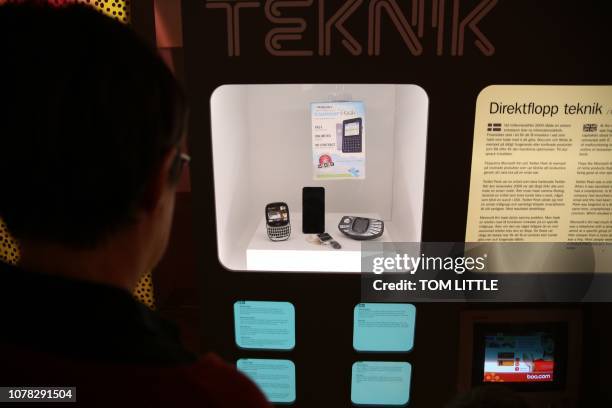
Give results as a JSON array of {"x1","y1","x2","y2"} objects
[
  {"x1": 266, "y1": 202, "x2": 291, "y2": 241},
  {"x1": 341, "y1": 117, "x2": 363, "y2": 153},
  {"x1": 338, "y1": 216, "x2": 384, "y2": 240}
]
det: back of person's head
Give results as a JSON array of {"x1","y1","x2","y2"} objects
[
  {"x1": 446, "y1": 386, "x2": 530, "y2": 408},
  {"x1": 0, "y1": 1, "x2": 186, "y2": 249}
]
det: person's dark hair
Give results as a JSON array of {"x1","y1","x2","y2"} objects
[
  {"x1": 446, "y1": 386, "x2": 530, "y2": 408},
  {"x1": 0, "y1": 2, "x2": 186, "y2": 248}
]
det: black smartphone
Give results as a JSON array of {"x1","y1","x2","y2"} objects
[
  {"x1": 342, "y1": 117, "x2": 363, "y2": 153},
  {"x1": 302, "y1": 187, "x2": 325, "y2": 233}
]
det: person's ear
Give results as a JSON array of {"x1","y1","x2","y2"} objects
[{"x1": 140, "y1": 148, "x2": 177, "y2": 212}]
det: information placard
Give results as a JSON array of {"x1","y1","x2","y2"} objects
[
  {"x1": 467, "y1": 86, "x2": 612, "y2": 243},
  {"x1": 237, "y1": 359, "x2": 296, "y2": 404},
  {"x1": 353, "y1": 303, "x2": 416, "y2": 352},
  {"x1": 234, "y1": 301, "x2": 295, "y2": 350},
  {"x1": 351, "y1": 361, "x2": 412, "y2": 406}
]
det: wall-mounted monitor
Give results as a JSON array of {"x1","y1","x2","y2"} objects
[
  {"x1": 474, "y1": 323, "x2": 566, "y2": 390},
  {"x1": 458, "y1": 310, "x2": 582, "y2": 408}
]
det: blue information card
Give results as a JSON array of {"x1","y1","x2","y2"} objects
[
  {"x1": 234, "y1": 301, "x2": 295, "y2": 350},
  {"x1": 237, "y1": 359, "x2": 296, "y2": 404},
  {"x1": 353, "y1": 303, "x2": 416, "y2": 352},
  {"x1": 351, "y1": 361, "x2": 412, "y2": 406}
]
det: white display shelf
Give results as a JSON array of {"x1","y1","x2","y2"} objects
[
  {"x1": 211, "y1": 84, "x2": 428, "y2": 272},
  {"x1": 246, "y1": 213, "x2": 393, "y2": 272}
]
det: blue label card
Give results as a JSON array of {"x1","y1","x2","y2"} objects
[
  {"x1": 353, "y1": 303, "x2": 416, "y2": 352},
  {"x1": 351, "y1": 361, "x2": 412, "y2": 406},
  {"x1": 234, "y1": 301, "x2": 296, "y2": 350},
  {"x1": 237, "y1": 359, "x2": 296, "y2": 404}
]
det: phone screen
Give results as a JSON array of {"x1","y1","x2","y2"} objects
[
  {"x1": 344, "y1": 122, "x2": 360, "y2": 136},
  {"x1": 302, "y1": 187, "x2": 325, "y2": 233},
  {"x1": 266, "y1": 203, "x2": 289, "y2": 226},
  {"x1": 353, "y1": 218, "x2": 369, "y2": 233}
]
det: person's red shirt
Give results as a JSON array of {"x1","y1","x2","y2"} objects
[{"x1": 0, "y1": 261, "x2": 271, "y2": 407}]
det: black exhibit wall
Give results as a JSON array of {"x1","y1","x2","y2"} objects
[{"x1": 169, "y1": 1, "x2": 612, "y2": 407}]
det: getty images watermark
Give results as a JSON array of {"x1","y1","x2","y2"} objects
[
  {"x1": 369, "y1": 245, "x2": 497, "y2": 293},
  {"x1": 360, "y1": 242, "x2": 612, "y2": 302}
]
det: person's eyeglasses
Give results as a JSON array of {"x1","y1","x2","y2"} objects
[
  {"x1": 178, "y1": 152, "x2": 191, "y2": 173},
  {"x1": 171, "y1": 151, "x2": 191, "y2": 182}
]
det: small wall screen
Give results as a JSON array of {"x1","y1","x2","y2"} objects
[
  {"x1": 353, "y1": 303, "x2": 416, "y2": 352},
  {"x1": 351, "y1": 361, "x2": 412, "y2": 406},
  {"x1": 483, "y1": 331, "x2": 555, "y2": 383},
  {"x1": 473, "y1": 322, "x2": 568, "y2": 391},
  {"x1": 237, "y1": 359, "x2": 296, "y2": 404},
  {"x1": 234, "y1": 301, "x2": 295, "y2": 350}
]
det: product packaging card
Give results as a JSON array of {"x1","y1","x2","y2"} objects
[
  {"x1": 353, "y1": 303, "x2": 416, "y2": 352},
  {"x1": 311, "y1": 101, "x2": 366, "y2": 180},
  {"x1": 234, "y1": 301, "x2": 295, "y2": 350},
  {"x1": 351, "y1": 361, "x2": 412, "y2": 406},
  {"x1": 237, "y1": 359, "x2": 296, "y2": 404}
]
